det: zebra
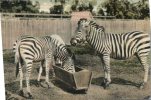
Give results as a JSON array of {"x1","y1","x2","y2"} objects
[
  {"x1": 14, "y1": 35, "x2": 75, "y2": 99},
  {"x1": 70, "y1": 18, "x2": 150, "y2": 89}
]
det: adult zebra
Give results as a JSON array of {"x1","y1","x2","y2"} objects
[
  {"x1": 14, "y1": 35, "x2": 75, "y2": 99},
  {"x1": 70, "y1": 18, "x2": 150, "y2": 89}
]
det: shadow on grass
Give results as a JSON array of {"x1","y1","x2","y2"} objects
[
  {"x1": 5, "y1": 78, "x2": 87, "y2": 97},
  {"x1": 91, "y1": 77, "x2": 140, "y2": 88},
  {"x1": 5, "y1": 79, "x2": 42, "y2": 94},
  {"x1": 5, "y1": 79, "x2": 42, "y2": 99},
  {"x1": 5, "y1": 77, "x2": 140, "y2": 97}
]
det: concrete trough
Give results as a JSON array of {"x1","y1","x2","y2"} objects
[{"x1": 54, "y1": 66, "x2": 92, "y2": 92}]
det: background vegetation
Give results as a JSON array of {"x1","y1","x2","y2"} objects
[
  {"x1": 0, "y1": 0, "x2": 39, "y2": 13},
  {"x1": 0, "y1": 0, "x2": 149, "y2": 19}
]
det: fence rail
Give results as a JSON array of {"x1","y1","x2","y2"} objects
[
  {"x1": 1, "y1": 15, "x2": 150, "y2": 49},
  {"x1": 1, "y1": 13, "x2": 71, "y2": 18}
]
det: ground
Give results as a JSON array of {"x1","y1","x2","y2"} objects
[{"x1": 3, "y1": 50, "x2": 151, "y2": 100}]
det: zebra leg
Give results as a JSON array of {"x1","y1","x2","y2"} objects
[
  {"x1": 137, "y1": 56, "x2": 149, "y2": 89},
  {"x1": 18, "y1": 62, "x2": 24, "y2": 97},
  {"x1": 102, "y1": 54, "x2": 111, "y2": 89},
  {"x1": 45, "y1": 59, "x2": 55, "y2": 88},
  {"x1": 51, "y1": 57, "x2": 56, "y2": 78},
  {"x1": 100, "y1": 56, "x2": 108, "y2": 86},
  {"x1": 36, "y1": 65, "x2": 43, "y2": 87},
  {"x1": 25, "y1": 63, "x2": 33, "y2": 99},
  {"x1": 36, "y1": 60, "x2": 45, "y2": 87},
  {"x1": 51, "y1": 67, "x2": 55, "y2": 78}
]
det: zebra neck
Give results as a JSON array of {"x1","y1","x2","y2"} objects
[
  {"x1": 87, "y1": 27, "x2": 106, "y2": 42},
  {"x1": 86, "y1": 27, "x2": 107, "y2": 52}
]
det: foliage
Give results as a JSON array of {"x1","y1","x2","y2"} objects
[
  {"x1": 0, "y1": 0, "x2": 39, "y2": 13},
  {"x1": 0, "y1": 0, "x2": 149, "y2": 19},
  {"x1": 67, "y1": 0, "x2": 149, "y2": 19},
  {"x1": 67, "y1": 44, "x2": 95, "y2": 55},
  {"x1": 50, "y1": 4, "x2": 63, "y2": 14},
  {"x1": 103, "y1": 0, "x2": 149, "y2": 19}
]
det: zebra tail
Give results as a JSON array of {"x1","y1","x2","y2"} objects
[
  {"x1": 15, "y1": 44, "x2": 21, "y2": 78},
  {"x1": 16, "y1": 62, "x2": 19, "y2": 78},
  {"x1": 13, "y1": 40, "x2": 17, "y2": 53}
]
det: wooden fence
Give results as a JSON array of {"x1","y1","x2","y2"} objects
[
  {"x1": 2, "y1": 18, "x2": 72, "y2": 49},
  {"x1": 1, "y1": 17, "x2": 150, "y2": 49}
]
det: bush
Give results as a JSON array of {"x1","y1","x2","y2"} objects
[{"x1": 67, "y1": 44, "x2": 95, "y2": 55}]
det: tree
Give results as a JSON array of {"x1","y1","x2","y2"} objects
[
  {"x1": 0, "y1": 0, "x2": 39, "y2": 13},
  {"x1": 103, "y1": 0, "x2": 149, "y2": 19},
  {"x1": 50, "y1": 4, "x2": 63, "y2": 14}
]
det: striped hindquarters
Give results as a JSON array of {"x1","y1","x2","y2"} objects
[
  {"x1": 109, "y1": 31, "x2": 150, "y2": 59},
  {"x1": 19, "y1": 36, "x2": 47, "y2": 62}
]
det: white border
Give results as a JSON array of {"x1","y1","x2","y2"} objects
[
  {"x1": 0, "y1": 1, "x2": 150, "y2": 100},
  {"x1": 149, "y1": 0, "x2": 151, "y2": 99},
  {"x1": 0, "y1": 14, "x2": 6, "y2": 100}
]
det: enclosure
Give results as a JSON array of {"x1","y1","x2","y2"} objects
[
  {"x1": 1, "y1": 13, "x2": 150, "y2": 49},
  {"x1": 2, "y1": 13, "x2": 151, "y2": 100}
]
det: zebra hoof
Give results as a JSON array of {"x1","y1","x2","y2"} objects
[
  {"x1": 26, "y1": 92, "x2": 34, "y2": 99},
  {"x1": 18, "y1": 90, "x2": 24, "y2": 97},
  {"x1": 35, "y1": 81, "x2": 41, "y2": 87},
  {"x1": 103, "y1": 83, "x2": 110, "y2": 89},
  {"x1": 139, "y1": 82, "x2": 147, "y2": 89},
  {"x1": 101, "y1": 79, "x2": 110, "y2": 89},
  {"x1": 47, "y1": 82, "x2": 55, "y2": 89},
  {"x1": 39, "y1": 81, "x2": 48, "y2": 88}
]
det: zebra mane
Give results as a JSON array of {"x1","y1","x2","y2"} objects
[{"x1": 89, "y1": 20, "x2": 105, "y2": 32}]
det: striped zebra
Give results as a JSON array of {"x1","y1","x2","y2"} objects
[
  {"x1": 14, "y1": 35, "x2": 75, "y2": 99},
  {"x1": 70, "y1": 18, "x2": 150, "y2": 89}
]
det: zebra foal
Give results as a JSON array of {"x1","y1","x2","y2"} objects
[
  {"x1": 14, "y1": 35, "x2": 75, "y2": 99},
  {"x1": 70, "y1": 18, "x2": 150, "y2": 89}
]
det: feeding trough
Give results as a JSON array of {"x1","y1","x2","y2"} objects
[{"x1": 54, "y1": 66, "x2": 92, "y2": 92}]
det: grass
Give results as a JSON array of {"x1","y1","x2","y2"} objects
[
  {"x1": 3, "y1": 49, "x2": 14, "y2": 63},
  {"x1": 3, "y1": 49, "x2": 151, "y2": 100},
  {"x1": 111, "y1": 57, "x2": 141, "y2": 68}
]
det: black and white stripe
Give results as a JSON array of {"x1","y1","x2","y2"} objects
[
  {"x1": 14, "y1": 35, "x2": 75, "y2": 98},
  {"x1": 70, "y1": 18, "x2": 150, "y2": 89}
]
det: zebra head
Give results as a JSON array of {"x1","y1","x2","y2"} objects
[
  {"x1": 62, "y1": 48, "x2": 76, "y2": 73},
  {"x1": 70, "y1": 18, "x2": 90, "y2": 46},
  {"x1": 62, "y1": 55, "x2": 75, "y2": 73}
]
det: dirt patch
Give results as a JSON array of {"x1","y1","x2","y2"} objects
[{"x1": 4, "y1": 53, "x2": 151, "y2": 100}]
